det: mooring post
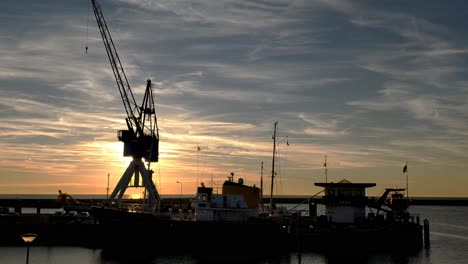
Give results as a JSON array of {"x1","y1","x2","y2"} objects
[
  {"x1": 308, "y1": 201, "x2": 317, "y2": 217},
  {"x1": 424, "y1": 218, "x2": 430, "y2": 249},
  {"x1": 15, "y1": 204, "x2": 21, "y2": 214}
]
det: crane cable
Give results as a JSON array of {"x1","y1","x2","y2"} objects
[{"x1": 86, "y1": 0, "x2": 89, "y2": 54}]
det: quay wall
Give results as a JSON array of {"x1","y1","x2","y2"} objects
[{"x1": 1, "y1": 197, "x2": 468, "y2": 210}]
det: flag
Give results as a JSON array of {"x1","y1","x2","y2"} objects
[
  {"x1": 197, "y1": 146, "x2": 201, "y2": 151},
  {"x1": 403, "y1": 164, "x2": 407, "y2": 173}
]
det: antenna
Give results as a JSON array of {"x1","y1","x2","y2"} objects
[
  {"x1": 106, "y1": 173, "x2": 110, "y2": 199},
  {"x1": 210, "y1": 171, "x2": 214, "y2": 187}
]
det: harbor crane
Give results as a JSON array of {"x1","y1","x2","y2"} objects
[{"x1": 90, "y1": 0, "x2": 160, "y2": 213}]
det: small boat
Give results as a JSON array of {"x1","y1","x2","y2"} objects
[{"x1": 187, "y1": 172, "x2": 261, "y2": 222}]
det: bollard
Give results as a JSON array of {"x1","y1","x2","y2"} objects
[
  {"x1": 308, "y1": 202, "x2": 317, "y2": 217},
  {"x1": 15, "y1": 205, "x2": 21, "y2": 214},
  {"x1": 424, "y1": 218, "x2": 430, "y2": 249}
]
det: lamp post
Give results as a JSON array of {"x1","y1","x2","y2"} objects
[
  {"x1": 176, "y1": 181, "x2": 183, "y2": 207},
  {"x1": 21, "y1": 233, "x2": 38, "y2": 264}
]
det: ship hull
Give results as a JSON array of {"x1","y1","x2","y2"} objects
[{"x1": 0, "y1": 207, "x2": 423, "y2": 256}]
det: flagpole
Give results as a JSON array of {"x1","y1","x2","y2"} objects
[{"x1": 197, "y1": 146, "x2": 200, "y2": 187}]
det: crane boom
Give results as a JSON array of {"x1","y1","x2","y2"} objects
[
  {"x1": 91, "y1": 0, "x2": 159, "y2": 162},
  {"x1": 91, "y1": 0, "x2": 140, "y2": 135}
]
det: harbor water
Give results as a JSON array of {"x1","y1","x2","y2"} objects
[{"x1": 1, "y1": 205, "x2": 467, "y2": 264}]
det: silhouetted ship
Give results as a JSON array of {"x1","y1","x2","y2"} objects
[
  {"x1": 87, "y1": 177, "x2": 424, "y2": 255},
  {"x1": 92, "y1": 175, "x2": 291, "y2": 256},
  {"x1": 0, "y1": 177, "x2": 425, "y2": 259}
]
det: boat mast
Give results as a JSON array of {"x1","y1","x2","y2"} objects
[
  {"x1": 269, "y1": 122, "x2": 278, "y2": 214},
  {"x1": 260, "y1": 161, "x2": 264, "y2": 210}
]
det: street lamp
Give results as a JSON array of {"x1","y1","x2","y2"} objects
[
  {"x1": 176, "y1": 181, "x2": 183, "y2": 207},
  {"x1": 21, "y1": 233, "x2": 38, "y2": 264}
]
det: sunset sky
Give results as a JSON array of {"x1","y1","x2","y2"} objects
[{"x1": 1, "y1": 0, "x2": 467, "y2": 198}]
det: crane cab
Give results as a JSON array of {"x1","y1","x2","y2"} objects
[{"x1": 118, "y1": 130, "x2": 159, "y2": 162}]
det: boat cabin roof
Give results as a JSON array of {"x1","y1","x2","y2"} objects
[
  {"x1": 315, "y1": 179, "x2": 376, "y2": 189},
  {"x1": 197, "y1": 186, "x2": 213, "y2": 195}
]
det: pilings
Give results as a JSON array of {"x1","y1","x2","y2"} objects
[{"x1": 424, "y1": 218, "x2": 430, "y2": 249}]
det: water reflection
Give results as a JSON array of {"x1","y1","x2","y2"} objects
[
  {"x1": 0, "y1": 246, "x2": 437, "y2": 264},
  {"x1": 99, "y1": 248, "x2": 293, "y2": 264}
]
